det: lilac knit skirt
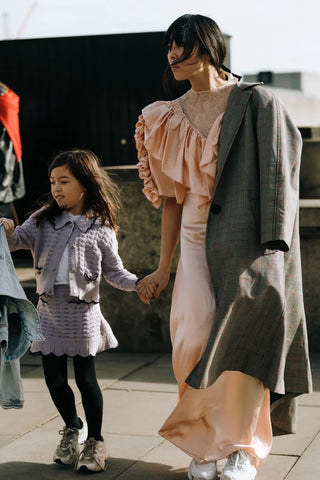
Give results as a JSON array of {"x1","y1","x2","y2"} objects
[{"x1": 31, "y1": 285, "x2": 118, "y2": 357}]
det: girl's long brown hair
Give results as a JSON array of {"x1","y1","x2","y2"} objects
[{"x1": 35, "y1": 149, "x2": 121, "y2": 230}]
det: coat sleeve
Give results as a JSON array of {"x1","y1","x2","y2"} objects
[{"x1": 254, "y1": 87, "x2": 302, "y2": 252}]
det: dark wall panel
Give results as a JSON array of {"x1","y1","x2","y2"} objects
[
  {"x1": 0, "y1": 32, "x2": 167, "y2": 215},
  {"x1": 0, "y1": 32, "x2": 230, "y2": 217}
]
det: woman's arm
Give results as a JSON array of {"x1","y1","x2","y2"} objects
[{"x1": 137, "y1": 196, "x2": 182, "y2": 300}]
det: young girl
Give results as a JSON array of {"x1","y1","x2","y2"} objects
[{"x1": 0, "y1": 149, "x2": 150, "y2": 473}]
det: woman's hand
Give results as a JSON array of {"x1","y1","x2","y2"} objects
[
  {"x1": 136, "y1": 278, "x2": 157, "y2": 305},
  {"x1": 137, "y1": 267, "x2": 170, "y2": 303},
  {"x1": 0, "y1": 218, "x2": 15, "y2": 233},
  {"x1": 137, "y1": 197, "x2": 181, "y2": 304}
]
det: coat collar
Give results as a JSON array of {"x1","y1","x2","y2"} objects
[
  {"x1": 53, "y1": 209, "x2": 96, "y2": 232},
  {"x1": 213, "y1": 81, "x2": 262, "y2": 194}
]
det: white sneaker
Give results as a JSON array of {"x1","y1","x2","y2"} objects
[
  {"x1": 221, "y1": 450, "x2": 257, "y2": 480},
  {"x1": 77, "y1": 417, "x2": 88, "y2": 444},
  {"x1": 187, "y1": 458, "x2": 218, "y2": 480},
  {"x1": 75, "y1": 438, "x2": 109, "y2": 472},
  {"x1": 53, "y1": 417, "x2": 88, "y2": 465}
]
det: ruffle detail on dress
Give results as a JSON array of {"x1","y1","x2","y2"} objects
[{"x1": 135, "y1": 100, "x2": 224, "y2": 210}]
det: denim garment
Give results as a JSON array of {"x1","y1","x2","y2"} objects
[
  {"x1": 0, "y1": 225, "x2": 43, "y2": 360},
  {"x1": 0, "y1": 225, "x2": 43, "y2": 408},
  {"x1": 0, "y1": 301, "x2": 23, "y2": 408}
]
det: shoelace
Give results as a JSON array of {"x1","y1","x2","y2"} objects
[
  {"x1": 81, "y1": 438, "x2": 97, "y2": 460},
  {"x1": 58, "y1": 427, "x2": 78, "y2": 450},
  {"x1": 227, "y1": 450, "x2": 250, "y2": 471},
  {"x1": 81, "y1": 439, "x2": 106, "y2": 469}
]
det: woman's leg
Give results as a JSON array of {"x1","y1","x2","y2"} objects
[
  {"x1": 42, "y1": 353, "x2": 81, "y2": 429},
  {"x1": 73, "y1": 355, "x2": 103, "y2": 441}
]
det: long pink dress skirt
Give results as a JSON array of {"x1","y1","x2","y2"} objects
[{"x1": 159, "y1": 192, "x2": 272, "y2": 467}]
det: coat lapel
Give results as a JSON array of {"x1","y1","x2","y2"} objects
[{"x1": 213, "y1": 82, "x2": 261, "y2": 194}]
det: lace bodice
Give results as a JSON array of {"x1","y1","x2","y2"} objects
[{"x1": 179, "y1": 81, "x2": 236, "y2": 138}]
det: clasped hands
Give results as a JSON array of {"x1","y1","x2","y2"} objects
[
  {"x1": 136, "y1": 268, "x2": 170, "y2": 305},
  {"x1": 1, "y1": 216, "x2": 169, "y2": 306}
]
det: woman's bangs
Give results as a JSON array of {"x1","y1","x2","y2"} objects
[
  {"x1": 165, "y1": 28, "x2": 183, "y2": 50},
  {"x1": 165, "y1": 29, "x2": 197, "y2": 64}
]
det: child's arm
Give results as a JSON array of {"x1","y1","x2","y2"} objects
[
  {"x1": 101, "y1": 229, "x2": 138, "y2": 291},
  {"x1": 100, "y1": 228, "x2": 157, "y2": 304},
  {"x1": 0, "y1": 215, "x2": 36, "y2": 251},
  {"x1": 0, "y1": 218, "x2": 15, "y2": 233}
]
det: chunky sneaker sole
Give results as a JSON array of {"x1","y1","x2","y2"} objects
[
  {"x1": 53, "y1": 417, "x2": 88, "y2": 465},
  {"x1": 75, "y1": 438, "x2": 109, "y2": 472},
  {"x1": 77, "y1": 461, "x2": 108, "y2": 473}
]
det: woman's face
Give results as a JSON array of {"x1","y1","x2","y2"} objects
[{"x1": 167, "y1": 40, "x2": 209, "y2": 82}]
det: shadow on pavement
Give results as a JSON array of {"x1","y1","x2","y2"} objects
[{"x1": 1, "y1": 458, "x2": 188, "y2": 479}]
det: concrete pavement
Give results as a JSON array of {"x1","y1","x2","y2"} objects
[{"x1": 0, "y1": 351, "x2": 319, "y2": 479}]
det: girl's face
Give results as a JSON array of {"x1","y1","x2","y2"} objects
[
  {"x1": 167, "y1": 40, "x2": 208, "y2": 83},
  {"x1": 50, "y1": 165, "x2": 86, "y2": 215}
]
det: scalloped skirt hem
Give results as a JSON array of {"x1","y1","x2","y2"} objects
[{"x1": 31, "y1": 285, "x2": 118, "y2": 357}]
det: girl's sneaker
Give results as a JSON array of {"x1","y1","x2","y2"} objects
[
  {"x1": 53, "y1": 417, "x2": 88, "y2": 465},
  {"x1": 187, "y1": 458, "x2": 218, "y2": 480},
  {"x1": 75, "y1": 437, "x2": 109, "y2": 472},
  {"x1": 220, "y1": 450, "x2": 257, "y2": 480}
]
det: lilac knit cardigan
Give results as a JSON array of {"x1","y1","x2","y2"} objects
[{"x1": 7, "y1": 209, "x2": 138, "y2": 302}]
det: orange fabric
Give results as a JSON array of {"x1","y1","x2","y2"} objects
[
  {"x1": 136, "y1": 97, "x2": 273, "y2": 466},
  {"x1": 159, "y1": 371, "x2": 272, "y2": 467},
  {"x1": 0, "y1": 89, "x2": 22, "y2": 162},
  {"x1": 159, "y1": 192, "x2": 272, "y2": 466},
  {"x1": 135, "y1": 100, "x2": 223, "y2": 211}
]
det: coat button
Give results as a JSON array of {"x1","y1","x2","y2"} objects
[{"x1": 210, "y1": 203, "x2": 221, "y2": 214}]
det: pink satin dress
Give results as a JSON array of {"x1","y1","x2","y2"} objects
[{"x1": 135, "y1": 86, "x2": 272, "y2": 467}]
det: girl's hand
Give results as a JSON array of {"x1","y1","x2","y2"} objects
[
  {"x1": 137, "y1": 267, "x2": 170, "y2": 302},
  {"x1": 137, "y1": 280, "x2": 157, "y2": 305},
  {"x1": 0, "y1": 218, "x2": 15, "y2": 233}
]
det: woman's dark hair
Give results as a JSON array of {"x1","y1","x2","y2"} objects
[
  {"x1": 163, "y1": 14, "x2": 227, "y2": 96},
  {"x1": 35, "y1": 149, "x2": 121, "y2": 230}
]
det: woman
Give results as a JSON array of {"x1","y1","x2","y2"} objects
[{"x1": 135, "y1": 14, "x2": 312, "y2": 480}]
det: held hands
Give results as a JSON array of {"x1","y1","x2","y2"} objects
[
  {"x1": 137, "y1": 267, "x2": 170, "y2": 304},
  {"x1": 0, "y1": 218, "x2": 15, "y2": 233}
]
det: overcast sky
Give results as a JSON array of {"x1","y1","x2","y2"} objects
[{"x1": 1, "y1": 0, "x2": 320, "y2": 76}]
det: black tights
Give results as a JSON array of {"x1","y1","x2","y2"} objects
[{"x1": 42, "y1": 354, "x2": 103, "y2": 441}]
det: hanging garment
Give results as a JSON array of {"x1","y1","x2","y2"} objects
[{"x1": 0, "y1": 225, "x2": 43, "y2": 408}]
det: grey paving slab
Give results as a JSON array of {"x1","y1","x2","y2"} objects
[
  {"x1": 0, "y1": 407, "x2": 85, "y2": 463},
  {"x1": 115, "y1": 354, "x2": 177, "y2": 393},
  {"x1": 0, "y1": 351, "x2": 319, "y2": 480},
  {"x1": 1, "y1": 407, "x2": 163, "y2": 479},
  {"x1": 95, "y1": 351, "x2": 162, "y2": 384},
  {"x1": 0, "y1": 392, "x2": 57, "y2": 437},
  {"x1": 115, "y1": 439, "x2": 189, "y2": 479},
  {"x1": 285, "y1": 431, "x2": 320, "y2": 480},
  {"x1": 101, "y1": 434, "x2": 163, "y2": 479},
  {"x1": 0, "y1": 435, "x2": 15, "y2": 448},
  {"x1": 256, "y1": 454, "x2": 297, "y2": 479},
  {"x1": 102, "y1": 389, "x2": 177, "y2": 436},
  {"x1": 271, "y1": 405, "x2": 320, "y2": 455}
]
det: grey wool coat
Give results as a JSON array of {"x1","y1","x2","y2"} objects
[{"x1": 186, "y1": 82, "x2": 312, "y2": 436}]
